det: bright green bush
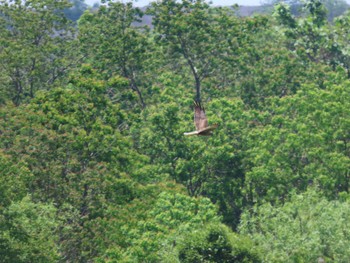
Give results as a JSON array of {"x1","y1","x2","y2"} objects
[{"x1": 240, "y1": 188, "x2": 350, "y2": 262}]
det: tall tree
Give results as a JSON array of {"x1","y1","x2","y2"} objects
[
  {"x1": 149, "y1": 0, "x2": 218, "y2": 102},
  {"x1": 78, "y1": 1, "x2": 150, "y2": 108},
  {"x1": 0, "y1": 0, "x2": 78, "y2": 105}
]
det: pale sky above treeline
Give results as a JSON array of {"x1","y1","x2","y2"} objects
[{"x1": 86, "y1": 0, "x2": 350, "y2": 7}]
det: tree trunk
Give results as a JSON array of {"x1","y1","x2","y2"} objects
[{"x1": 178, "y1": 35, "x2": 201, "y2": 102}]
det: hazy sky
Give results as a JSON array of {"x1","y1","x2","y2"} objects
[
  {"x1": 85, "y1": 0, "x2": 350, "y2": 7},
  {"x1": 85, "y1": 0, "x2": 271, "y2": 7}
]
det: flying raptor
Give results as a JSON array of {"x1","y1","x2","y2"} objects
[{"x1": 184, "y1": 101, "x2": 218, "y2": 136}]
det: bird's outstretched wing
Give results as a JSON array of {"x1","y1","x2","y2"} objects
[
  {"x1": 197, "y1": 124, "x2": 218, "y2": 135},
  {"x1": 184, "y1": 101, "x2": 218, "y2": 136},
  {"x1": 194, "y1": 101, "x2": 208, "y2": 131}
]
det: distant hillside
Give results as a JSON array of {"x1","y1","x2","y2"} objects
[{"x1": 238, "y1": 5, "x2": 268, "y2": 16}]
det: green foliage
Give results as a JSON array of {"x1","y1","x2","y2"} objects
[
  {"x1": 176, "y1": 223, "x2": 261, "y2": 263},
  {"x1": 149, "y1": 0, "x2": 269, "y2": 103},
  {"x1": 0, "y1": 196, "x2": 59, "y2": 263},
  {"x1": 0, "y1": 68, "x2": 144, "y2": 261},
  {"x1": 243, "y1": 81, "x2": 350, "y2": 203},
  {"x1": 119, "y1": 192, "x2": 222, "y2": 262},
  {"x1": 273, "y1": 0, "x2": 350, "y2": 74},
  {"x1": 0, "y1": 151, "x2": 29, "y2": 208},
  {"x1": 134, "y1": 82, "x2": 248, "y2": 228},
  {"x1": 78, "y1": 1, "x2": 150, "y2": 107},
  {"x1": 265, "y1": 0, "x2": 348, "y2": 20},
  {"x1": 240, "y1": 188, "x2": 350, "y2": 262},
  {"x1": 0, "y1": 0, "x2": 77, "y2": 105},
  {"x1": 149, "y1": 0, "x2": 215, "y2": 101},
  {"x1": 1, "y1": 0, "x2": 350, "y2": 261}
]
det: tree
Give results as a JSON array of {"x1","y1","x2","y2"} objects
[
  {"x1": 240, "y1": 188, "x2": 350, "y2": 262},
  {"x1": 134, "y1": 79, "x2": 252, "y2": 228},
  {"x1": 102, "y1": 191, "x2": 226, "y2": 262},
  {"x1": 0, "y1": 151, "x2": 29, "y2": 209},
  {"x1": 0, "y1": 196, "x2": 59, "y2": 263},
  {"x1": 263, "y1": 0, "x2": 348, "y2": 20},
  {"x1": 242, "y1": 79, "x2": 350, "y2": 204},
  {"x1": 149, "y1": 0, "x2": 219, "y2": 102},
  {"x1": 176, "y1": 223, "x2": 261, "y2": 263},
  {"x1": 0, "y1": 66, "x2": 146, "y2": 261},
  {"x1": 0, "y1": 0, "x2": 78, "y2": 105},
  {"x1": 78, "y1": 1, "x2": 150, "y2": 108},
  {"x1": 150, "y1": 0, "x2": 271, "y2": 108},
  {"x1": 273, "y1": 0, "x2": 350, "y2": 76}
]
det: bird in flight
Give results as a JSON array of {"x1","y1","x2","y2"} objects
[{"x1": 184, "y1": 101, "x2": 218, "y2": 136}]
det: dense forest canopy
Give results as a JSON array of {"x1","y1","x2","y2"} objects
[{"x1": 0, "y1": 0, "x2": 350, "y2": 261}]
